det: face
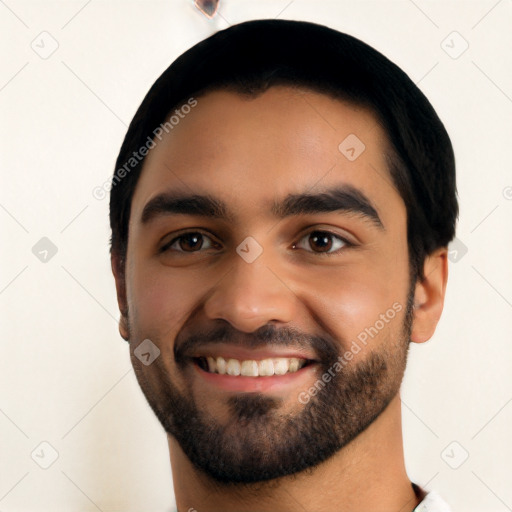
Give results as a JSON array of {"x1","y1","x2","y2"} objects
[{"x1": 119, "y1": 86, "x2": 414, "y2": 483}]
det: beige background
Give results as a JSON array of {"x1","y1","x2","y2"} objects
[{"x1": 1, "y1": 0, "x2": 511, "y2": 510}]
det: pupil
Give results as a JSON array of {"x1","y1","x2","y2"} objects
[
  {"x1": 181, "y1": 233, "x2": 202, "y2": 251},
  {"x1": 311, "y1": 232, "x2": 331, "y2": 252}
]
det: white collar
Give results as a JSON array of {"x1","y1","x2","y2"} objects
[{"x1": 414, "y1": 487, "x2": 452, "y2": 512}]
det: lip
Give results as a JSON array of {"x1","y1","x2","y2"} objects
[
  {"x1": 187, "y1": 342, "x2": 318, "y2": 362},
  {"x1": 192, "y1": 358, "x2": 319, "y2": 393}
]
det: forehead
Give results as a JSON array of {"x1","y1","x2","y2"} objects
[{"x1": 130, "y1": 86, "x2": 402, "y2": 225}]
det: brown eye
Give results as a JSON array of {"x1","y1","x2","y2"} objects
[
  {"x1": 309, "y1": 232, "x2": 334, "y2": 252},
  {"x1": 177, "y1": 233, "x2": 204, "y2": 252},
  {"x1": 293, "y1": 230, "x2": 350, "y2": 255},
  {"x1": 161, "y1": 231, "x2": 218, "y2": 253}
]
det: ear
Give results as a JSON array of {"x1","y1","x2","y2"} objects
[
  {"x1": 111, "y1": 251, "x2": 130, "y2": 341},
  {"x1": 410, "y1": 247, "x2": 449, "y2": 344}
]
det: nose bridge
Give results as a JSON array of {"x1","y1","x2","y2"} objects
[{"x1": 203, "y1": 247, "x2": 296, "y2": 332}]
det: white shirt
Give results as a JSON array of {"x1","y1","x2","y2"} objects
[{"x1": 413, "y1": 485, "x2": 452, "y2": 512}]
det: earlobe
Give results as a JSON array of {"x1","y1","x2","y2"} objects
[
  {"x1": 119, "y1": 315, "x2": 130, "y2": 341},
  {"x1": 111, "y1": 252, "x2": 130, "y2": 342},
  {"x1": 410, "y1": 248, "x2": 449, "y2": 344}
]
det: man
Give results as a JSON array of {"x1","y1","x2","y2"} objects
[{"x1": 110, "y1": 19, "x2": 457, "y2": 511}]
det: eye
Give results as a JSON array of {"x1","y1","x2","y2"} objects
[
  {"x1": 160, "y1": 231, "x2": 220, "y2": 253},
  {"x1": 160, "y1": 229, "x2": 351, "y2": 256},
  {"x1": 292, "y1": 230, "x2": 350, "y2": 255}
]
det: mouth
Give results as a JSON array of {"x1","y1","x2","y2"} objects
[
  {"x1": 194, "y1": 355, "x2": 315, "y2": 377},
  {"x1": 189, "y1": 353, "x2": 320, "y2": 394}
]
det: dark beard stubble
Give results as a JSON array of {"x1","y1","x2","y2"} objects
[{"x1": 130, "y1": 288, "x2": 415, "y2": 485}]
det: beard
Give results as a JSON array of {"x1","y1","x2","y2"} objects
[{"x1": 129, "y1": 287, "x2": 414, "y2": 485}]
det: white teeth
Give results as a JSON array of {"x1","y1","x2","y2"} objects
[
  {"x1": 273, "y1": 358, "x2": 289, "y2": 375},
  {"x1": 226, "y1": 358, "x2": 241, "y2": 376},
  {"x1": 216, "y1": 357, "x2": 227, "y2": 375},
  {"x1": 206, "y1": 356, "x2": 217, "y2": 373},
  {"x1": 240, "y1": 360, "x2": 258, "y2": 377},
  {"x1": 201, "y1": 356, "x2": 307, "y2": 376},
  {"x1": 288, "y1": 358, "x2": 299, "y2": 372},
  {"x1": 258, "y1": 358, "x2": 274, "y2": 376}
]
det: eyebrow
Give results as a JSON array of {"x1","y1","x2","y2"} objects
[{"x1": 140, "y1": 185, "x2": 384, "y2": 229}]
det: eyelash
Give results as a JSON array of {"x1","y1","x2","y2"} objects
[{"x1": 160, "y1": 229, "x2": 353, "y2": 257}]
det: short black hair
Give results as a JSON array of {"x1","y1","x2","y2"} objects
[{"x1": 109, "y1": 18, "x2": 458, "y2": 281}]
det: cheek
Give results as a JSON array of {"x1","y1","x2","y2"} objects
[
  {"x1": 304, "y1": 262, "x2": 408, "y2": 355},
  {"x1": 128, "y1": 265, "x2": 200, "y2": 341}
]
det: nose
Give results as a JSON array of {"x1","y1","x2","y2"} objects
[{"x1": 203, "y1": 251, "x2": 297, "y2": 333}]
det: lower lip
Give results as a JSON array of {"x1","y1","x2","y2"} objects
[{"x1": 192, "y1": 360, "x2": 319, "y2": 393}]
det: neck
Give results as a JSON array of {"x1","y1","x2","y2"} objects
[{"x1": 168, "y1": 394, "x2": 419, "y2": 512}]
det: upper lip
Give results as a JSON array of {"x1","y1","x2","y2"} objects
[{"x1": 188, "y1": 343, "x2": 318, "y2": 362}]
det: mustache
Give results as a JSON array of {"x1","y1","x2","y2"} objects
[{"x1": 174, "y1": 323, "x2": 340, "y2": 365}]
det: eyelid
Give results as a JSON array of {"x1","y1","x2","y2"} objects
[
  {"x1": 296, "y1": 224, "x2": 357, "y2": 245},
  {"x1": 292, "y1": 229, "x2": 353, "y2": 256},
  {"x1": 160, "y1": 227, "x2": 355, "y2": 256},
  {"x1": 160, "y1": 229, "x2": 219, "y2": 253}
]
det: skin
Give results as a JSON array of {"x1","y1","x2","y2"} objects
[{"x1": 111, "y1": 86, "x2": 448, "y2": 512}]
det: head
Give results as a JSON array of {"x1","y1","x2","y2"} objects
[{"x1": 109, "y1": 19, "x2": 457, "y2": 484}]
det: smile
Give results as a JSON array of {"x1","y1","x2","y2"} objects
[{"x1": 194, "y1": 356, "x2": 312, "y2": 377}]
